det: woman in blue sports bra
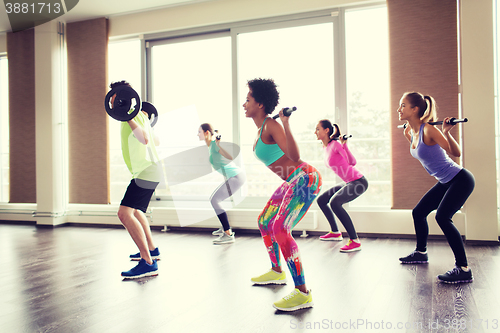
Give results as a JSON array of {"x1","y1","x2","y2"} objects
[
  {"x1": 243, "y1": 78, "x2": 322, "y2": 312},
  {"x1": 397, "y1": 91, "x2": 475, "y2": 284}
]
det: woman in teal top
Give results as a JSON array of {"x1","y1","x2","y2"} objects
[
  {"x1": 244, "y1": 78, "x2": 322, "y2": 312},
  {"x1": 198, "y1": 123, "x2": 246, "y2": 244},
  {"x1": 253, "y1": 117, "x2": 285, "y2": 164}
]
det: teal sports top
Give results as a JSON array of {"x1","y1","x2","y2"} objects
[
  {"x1": 253, "y1": 118, "x2": 285, "y2": 166},
  {"x1": 209, "y1": 141, "x2": 241, "y2": 178}
]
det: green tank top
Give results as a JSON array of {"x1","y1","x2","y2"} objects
[
  {"x1": 253, "y1": 118, "x2": 285, "y2": 166},
  {"x1": 121, "y1": 112, "x2": 161, "y2": 182}
]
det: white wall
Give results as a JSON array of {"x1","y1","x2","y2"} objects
[
  {"x1": 34, "y1": 21, "x2": 67, "y2": 226},
  {"x1": 461, "y1": 0, "x2": 499, "y2": 241},
  {"x1": 109, "y1": 0, "x2": 380, "y2": 38}
]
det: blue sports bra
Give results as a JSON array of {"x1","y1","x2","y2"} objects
[{"x1": 253, "y1": 118, "x2": 285, "y2": 166}]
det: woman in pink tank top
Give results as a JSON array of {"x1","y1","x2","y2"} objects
[{"x1": 315, "y1": 120, "x2": 368, "y2": 252}]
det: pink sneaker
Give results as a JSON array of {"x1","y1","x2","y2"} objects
[
  {"x1": 319, "y1": 232, "x2": 343, "y2": 241},
  {"x1": 340, "y1": 239, "x2": 361, "y2": 252}
]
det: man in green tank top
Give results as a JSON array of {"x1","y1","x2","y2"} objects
[{"x1": 110, "y1": 81, "x2": 162, "y2": 279}]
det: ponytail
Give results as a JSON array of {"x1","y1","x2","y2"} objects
[
  {"x1": 331, "y1": 123, "x2": 341, "y2": 140},
  {"x1": 200, "y1": 123, "x2": 214, "y2": 136},
  {"x1": 404, "y1": 92, "x2": 438, "y2": 123},
  {"x1": 319, "y1": 119, "x2": 338, "y2": 141},
  {"x1": 319, "y1": 119, "x2": 340, "y2": 142},
  {"x1": 421, "y1": 95, "x2": 437, "y2": 123}
]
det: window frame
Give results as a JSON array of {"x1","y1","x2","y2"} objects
[
  {"x1": 0, "y1": 54, "x2": 9, "y2": 203},
  {"x1": 145, "y1": 31, "x2": 235, "y2": 202},
  {"x1": 232, "y1": 17, "x2": 338, "y2": 207},
  {"x1": 494, "y1": 0, "x2": 500, "y2": 223},
  {"x1": 139, "y1": 3, "x2": 390, "y2": 207}
]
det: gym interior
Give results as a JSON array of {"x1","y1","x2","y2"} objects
[{"x1": 0, "y1": 0, "x2": 499, "y2": 332}]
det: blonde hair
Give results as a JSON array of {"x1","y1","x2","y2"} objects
[{"x1": 404, "y1": 92, "x2": 437, "y2": 123}]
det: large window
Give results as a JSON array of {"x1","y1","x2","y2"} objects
[
  {"x1": 149, "y1": 34, "x2": 234, "y2": 202},
  {"x1": 345, "y1": 7, "x2": 390, "y2": 207},
  {"x1": 107, "y1": 39, "x2": 142, "y2": 203},
  {"x1": 237, "y1": 22, "x2": 335, "y2": 199},
  {"x1": 0, "y1": 56, "x2": 8, "y2": 202},
  {"x1": 140, "y1": 5, "x2": 391, "y2": 208}
]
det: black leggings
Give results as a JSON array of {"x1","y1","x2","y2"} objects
[
  {"x1": 317, "y1": 176, "x2": 368, "y2": 239},
  {"x1": 413, "y1": 168, "x2": 475, "y2": 267}
]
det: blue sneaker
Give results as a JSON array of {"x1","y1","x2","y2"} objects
[
  {"x1": 129, "y1": 247, "x2": 160, "y2": 261},
  {"x1": 121, "y1": 259, "x2": 158, "y2": 279}
]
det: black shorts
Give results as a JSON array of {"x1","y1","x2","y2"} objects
[{"x1": 120, "y1": 179, "x2": 159, "y2": 213}]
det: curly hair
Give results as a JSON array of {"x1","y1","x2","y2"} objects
[
  {"x1": 109, "y1": 80, "x2": 130, "y2": 90},
  {"x1": 247, "y1": 78, "x2": 279, "y2": 114}
]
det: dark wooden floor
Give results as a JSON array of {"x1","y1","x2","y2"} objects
[{"x1": 0, "y1": 224, "x2": 499, "y2": 333}]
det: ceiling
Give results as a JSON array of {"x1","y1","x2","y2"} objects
[{"x1": 1, "y1": 0, "x2": 211, "y2": 34}]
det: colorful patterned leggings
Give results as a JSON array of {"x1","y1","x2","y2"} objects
[{"x1": 258, "y1": 163, "x2": 322, "y2": 286}]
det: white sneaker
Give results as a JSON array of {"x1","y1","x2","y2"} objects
[
  {"x1": 213, "y1": 232, "x2": 235, "y2": 244},
  {"x1": 212, "y1": 228, "x2": 224, "y2": 236}
]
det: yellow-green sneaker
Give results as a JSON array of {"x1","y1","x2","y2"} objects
[
  {"x1": 273, "y1": 289, "x2": 313, "y2": 311},
  {"x1": 251, "y1": 269, "x2": 287, "y2": 285}
]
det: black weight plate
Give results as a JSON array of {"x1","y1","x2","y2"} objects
[
  {"x1": 141, "y1": 101, "x2": 158, "y2": 127},
  {"x1": 104, "y1": 86, "x2": 141, "y2": 122}
]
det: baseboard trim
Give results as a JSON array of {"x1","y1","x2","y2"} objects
[
  {"x1": 2, "y1": 221, "x2": 499, "y2": 245},
  {"x1": 464, "y1": 239, "x2": 500, "y2": 246},
  {"x1": 0, "y1": 220, "x2": 35, "y2": 226}
]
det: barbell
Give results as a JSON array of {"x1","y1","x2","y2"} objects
[
  {"x1": 428, "y1": 118, "x2": 468, "y2": 126},
  {"x1": 272, "y1": 106, "x2": 297, "y2": 119},
  {"x1": 334, "y1": 134, "x2": 352, "y2": 140},
  {"x1": 397, "y1": 118, "x2": 468, "y2": 129},
  {"x1": 141, "y1": 101, "x2": 158, "y2": 127},
  {"x1": 104, "y1": 85, "x2": 158, "y2": 127}
]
